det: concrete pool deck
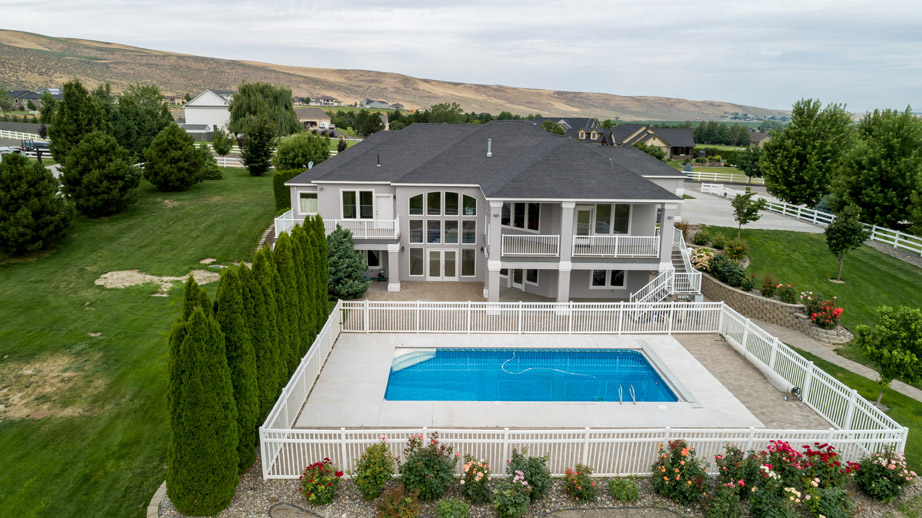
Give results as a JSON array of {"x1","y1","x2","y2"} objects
[{"x1": 296, "y1": 333, "x2": 767, "y2": 430}]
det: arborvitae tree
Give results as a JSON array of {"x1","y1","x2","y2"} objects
[
  {"x1": 290, "y1": 227, "x2": 313, "y2": 355},
  {"x1": 273, "y1": 132, "x2": 330, "y2": 170},
  {"x1": 168, "y1": 277, "x2": 210, "y2": 418},
  {"x1": 308, "y1": 225, "x2": 326, "y2": 332},
  {"x1": 337, "y1": 138, "x2": 347, "y2": 153},
  {"x1": 273, "y1": 233, "x2": 300, "y2": 374},
  {"x1": 228, "y1": 81, "x2": 301, "y2": 137},
  {"x1": 214, "y1": 267, "x2": 259, "y2": 473},
  {"x1": 0, "y1": 153, "x2": 74, "y2": 255},
  {"x1": 247, "y1": 254, "x2": 279, "y2": 420},
  {"x1": 61, "y1": 130, "x2": 140, "y2": 217},
  {"x1": 256, "y1": 247, "x2": 287, "y2": 394},
  {"x1": 111, "y1": 84, "x2": 174, "y2": 159},
  {"x1": 312, "y1": 216, "x2": 330, "y2": 310},
  {"x1": 327, "y1": 226, "x2": 370, "y2": 299},
  {"x1": 211, "y1": 127, "x2": 235, "y2": 157},
  {"x1": 166, "y1": 308, "x2": 238, "y2": 516},
  {"x1": 144, "y1": 123, "x2": 205, "y2": 192},
  {"x1": 49, "y1": 79, "x2": 109, "y2": 164},
  {"x1": 241, "y1": 115, "x2": 276, "y2": 177}
]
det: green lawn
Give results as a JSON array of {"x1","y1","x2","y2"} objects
[
  {"x1": 694, "y1": 144, "x2": 748, "y2": 152},
  {"x1": 706, "y1": 226, "x2": 922, "y2": 388},
  {"x1": 0, "y1": 169, "x2": 274, "y2": 517},
  {"x1": 667, "y1": 160, "x2": 746, "y2": 176},
  {"x1": 790, "y1": 346, "x2": 920, "y2": 473}
]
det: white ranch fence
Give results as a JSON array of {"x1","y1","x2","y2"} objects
[
  {"x1": 702, "y1": 183, "x2": 922, "y2": 256},
  {"x1": 686, "y1": 171, "x2": 765, "y2": 185},
  {"x1": 259, "y1": 300, "x2": 907, "y2": 480},
  {"x1": 0, "y1": 129, "x2": 42, "y2": 141}
]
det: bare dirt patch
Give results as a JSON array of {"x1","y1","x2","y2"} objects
[
  {"x1": 95, "y1": 269, "x2": 219, "y2": 294},
  {"x1": 0, "y1": 352, "x2": 105, "y2": 421},
  {"x1": 199, "y1": 258, "x2": 216, "y2": 264}
]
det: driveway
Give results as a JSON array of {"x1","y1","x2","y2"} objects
[{"x1": 681, "y1": 183, "x2": 822, "y2": 233}]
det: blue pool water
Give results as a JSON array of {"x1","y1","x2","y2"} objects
[{"x1": 384, "y1": 348, "x2": 678, "y2": 402}]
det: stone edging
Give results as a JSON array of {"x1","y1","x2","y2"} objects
[{"x1": 148, "y1": 481, "x2": 166, "y2": 518}]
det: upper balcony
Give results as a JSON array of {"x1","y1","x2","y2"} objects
[
  {"x1": 274, "y1": 210, "x2": 400, "y2": 240},
  {"x1": 497, "y1": 233, "x2": 660, "y2": 259}
]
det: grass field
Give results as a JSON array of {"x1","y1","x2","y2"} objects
[
  {"x1": 694, "y1": 144, "x2": 748, "y2": 152},
  {"x1": 791, "y1": 346, "x2": 920, "y2": 473},
  {"x1": 0, "y1": 169, "x2": 274, "y2": 517},
  {"x1": 667, "y1": 160, "x2": 748, "y2": 177},
  {"x1": 706, "y1": 226, "x2": 922, "y2": 389}
]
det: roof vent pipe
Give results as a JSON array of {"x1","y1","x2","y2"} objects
[
  {"x1": 486, "y1": 138, "x2": 492, "y2": 158},
  {"x1": 376, "y1": 154, "x2": 381, "y2": 167}
]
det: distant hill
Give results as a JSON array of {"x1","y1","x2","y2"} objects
[{"x1": 0, "y1": 29, "x2": 790, "y2": 121}]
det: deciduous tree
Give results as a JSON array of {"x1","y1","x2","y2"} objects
[
  {"x1": 730, "y1": 187, "x2": 767, "y2": 239},
  {"x1": 541, "y1": 120, "x2": 565, "y2": 135},
  {"x1": 211, "y1": 127, "x2": 235, "y2": 157},
  {"x1": 855, "y1": 306, "x2": 922, "y2": 407},
  {"x1": 61, "y1": 130, "x2": 140, "y2": 217},
  {"x1": 633, "y1": 142, "x2": 666, "y2": 162},
  {"x1": 228, "y1": 82, "x2": 300, "y2": 137},
  {"x1": 273, "y1": 132, "x2": 330, "y2": 170},
  {"x1": 0, "y1": 153, "x2": 74, "y2": 255},
  {"x1": 824, "y1": 204, "x2": 869, "y2": 281},
  {"x1": 241, "y1": 115, "x2": 275, "y2": 177},
  {"x1": 760, "y1": 98, "x2": 854, "y2": 207}
]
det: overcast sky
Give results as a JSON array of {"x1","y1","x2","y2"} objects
[{"x1": 3, "y1": 0, "x2": 921, "y2": 112}]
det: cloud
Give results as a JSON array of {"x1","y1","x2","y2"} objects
[{"x1": 3, "y1": 0, "x2": 921, "y2": 111}]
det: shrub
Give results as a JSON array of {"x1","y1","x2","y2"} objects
[
  {"x1": 353, "y1": 440, "x2": 396, "y2": 500},
  {"x1": 855, "y1": 448, "x2": 917, "y2": 502},
  {"x1": 211, "y1": 127, "x2": 234, "y2": 156},
  {"x1": 800, "y1": 442, "x2": 857, "y2": 489},
  {"x1": 460, "y1": 455, "x2": 491, "y2": 504},
  {"x1": 690, "y1": 247, "x2": 714, "y2": 272},
  {"x1": 299, "y1": 458, "x2": 343, "y2": 506},
  {"x1": 693, "y1": 229, "x2": 710, "y2": 246},
  {"x1": 61, "y1": 130, "x2": 140, "y2": 217},
  {"x1": 804, "y1": 485, "x2": 853, "y2": 518},
  {"x1": 711, "y1": 232, "x2": 726, "y2": 250},
  {"x1": 272, "y1": 169, "x2": 301, "y2": 212},
  {"x1": 563, "y1": 464, "x2": 596, "y2": 501},
  {"x1": 327, "y1": 226, "x2": 371, "y2": 299},
  {"x1": 799, "y1": 293, "x2": 843, "y2": 329},
  {"x1": 711, "y1": 255, "x2": 746, "y2": 287},
  {"x1": 197, "y1": 144, "x2": 223, "y2": 180},
  {"x1": 506, "y1": 448, "x2": 552, "y2": 501},
  {"x1": 273, "y1": 132, "x2": 330, "y2": 170},
  {"x1": 650, "y1": 440, "x2": 707, "y2": 505},
  {"x1": 492, "y1": 470, "x2": 531, "y2": 518},
  {"x1": 435, "y1": 498, "x2": 469, "y2": 518},
  {"x1": 725, "y1": 238, "x2": 748, "y2": 260},
  {"x1": 607, "y1": 477, "x2": 638, "y2": 503},
  {"x1": 776, "y1": 284, "x2": 797, "y2": 304},
  {"x1": 705, "y1": 483, "x2": 742, "y2": 518},
  {"x1": 0, "y1": 153, "x2": 74, "y2": 255},
  {"x1": 741, "y1": 274, "x2": 757, "y2": 292},
  {"x1": 714, "y1": 446, "x2": 762, "y2": 499},
  {"x1": 398, "y1": 432, "x2": 458, "y2": 501},
  {"x1": 762, "y1": 440, "x2": 804, "y2": 489},
  {"x1": 749, "y1": 482, "x2": 795, "y2": 518},
  {"x1": 761, "y1": 273, "x2": 777, "y2": 297},
  {"x1": 376, "y1": 483, "x2": 421, "y2": 518},
  {"x1": 143, "y1": 123, "x2": 205, "y2": 191}
]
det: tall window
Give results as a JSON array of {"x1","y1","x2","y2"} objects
[
  {"x1": 445, "y1": 221, "x2": 459, "y2": 244},
  {"x1": 299, "y1": 192, "x2": 318, "y2": 214},
  {"x1": 409, "y1": 194, "x2": 423, "y2": 215},
  {"x1": 410, "y1": 248, "x2": 423, "y2": 276},
  {"x1": 461, "y1": 248, "x2": 476, "y2": 277},
  {"x1": 445, "y1": 192, "x2": 459, "y2": 216},
  {"x1": 409, "y1": 220, "x2": 423, "y2": 243},
  {"x1": 343, "y1": 190, "x2": 373, "y2": 219},
  {"x1": 427, "y1": 192, "x2": 441, "y2": 215},
  {"x1": 502, "y1": 202, "x2": 540, "y2": 231},
  {"x1": 427, "y1": 221, "x2": 441, "y2": 243},
  {"x1": 462, "y1": 195, "x2": 477, "y2": 216},
  {"x1": 462, "y1": 221, "x2": 477, "y2": 244},
  {"x1": 594, "y1": 204, "x2": 630, "y2": 234}
]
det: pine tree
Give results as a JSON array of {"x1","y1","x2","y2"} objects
[
  {"x1": 273, "y1": 234, "x2": 300, "y2": 375},
  {"x1": 214, "y1": 268, "x2": 258, "y2": 473},
  {"x1": 111, "y1": 84, "x2": 174, "y2": 159},
  {"x1": 60, "y1": 130, "x2": 141, "y2": 218},
  {"x1": 249, "y1": 251, "x2": 280, "y2": 419},
  {"x1": 327, "y1": 226, "x2": 370, "y2": 299},
  {"x1": 166, "y1": 308, "x2": 238, "y2": 516},
  {"x1": 144, "y1": 123, "x2": 205, "y2": 192},
  {"x1": 48, "y1": 79, "x2": 109, "y2": 164},
  {"x1": 0, "y1": 153, "x2": 74, "y2": 255}
]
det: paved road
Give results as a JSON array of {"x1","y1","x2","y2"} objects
[{"x1": 681, "y1": 182, "x2": 822, "y2": 233}]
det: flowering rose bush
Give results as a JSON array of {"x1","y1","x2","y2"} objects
[
  {"x1": 398, "y1": 432, "x2": 459, "y2": 501},
  {"x1": 714, "y1": 445, "x2": 762, "y2": 499},
  {"x1": 800, "y1": 442, "x2": 857, "y2": 488},
  {"x1": 776, "y1": 284, "x2": 797, "y2": 304},
  {"x1": 492, "y1": 470, "x2": 531, "y2": 518},
  {"x1": 704, "y1": 482, "x2": 742, "y2": 518},
  {"x1": 299, "y1": 458, "x2": 343, "y2": 506},
  {"x1": 460, "y1": 455, "x2": 491, "y2": 504},
  {"x1": 855, "y1": 448, "x2": 918, "y2": 502},
  {"x1": 506, "y1": 448, "x2": 552, "y2": 501},
  {"x1": 650, "y1": 440, "x2": 707, "y2": 505},
  {"x1": 800, "y1": 292, "x2": 843, "y2": 329},
  {"x1": 563, "y1": 464, "x2": 596, "y2": 501}
]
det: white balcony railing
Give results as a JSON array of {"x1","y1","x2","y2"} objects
[
  {"x1": 274, "y1": 209, "x2": 301, "y2": 239},
  {"x1": 572, "y1": 235, "x2": 660, "y2": 257},
  {"x1": 501, "y1": 234, "x2": 560, "y2": 256},
  {"x1": 324, "y1": 216, "x2": 400, "y2": 239}
]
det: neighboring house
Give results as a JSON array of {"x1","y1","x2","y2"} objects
[
  {"x1": 183, "y1": 89, "x2": 233, "y2": 131},
  {"x1": 281, "y1": 120, "x2": 686, "y2": 303},
  {"x1": 292, "y1": 96, "x2": 307, "y2": 105},
  {"x1": 311, "y1": 95, "x2": 342, "y2": 107},
  {"x1": 608, "y1": 124, "x2": 695, "y2": 159},
  {"x1": 534, "y1": 117, "x2": 598, "y2": 132},
  {"x1": 8, "y1": 90, "x2": 42, "y2": 109},
  {"x1": 569, "y1": 127, "x2": 612, "y2": 145},
  {"x1": 176, "y1": 123, "x2": 213, "y2": 141},
  {"x1": 163, "y1": 95, "x2": 185, "y2": 106},
  {"x1": 360, "y1": 99, "x2": 390, "y2": 109},
  {"x1": 390, "y1": 103, "x2": 405, "y2": 111},
  {"x1": 749, "y1": 131, "x2": 771, "y2": 148},
  {"x1": 611, "y1": 124, "x2": 649, "y2": 146},
  {"x1": 295, "y1": 107, "x2": 333, "y2": 129}
]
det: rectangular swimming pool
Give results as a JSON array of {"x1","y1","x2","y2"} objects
[{"x1": 384, "y1": 348, "x2": 678, "y2": 402}]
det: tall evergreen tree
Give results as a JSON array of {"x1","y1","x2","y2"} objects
[
  {"x1": 273, "y1": 234, "x2": 300, "y2": 374},
  {"x1": 61, "y1": 131, "x2": 140, "y2": 217},
  {"x1": 48, "y1": 79, "x2": 109, "y2": 164},
  {"x1": 291, "y1": 226, "x2": 314, "y2": 352},
  {"x1": 830, "y1": 107, "x2": 922, "y2": 229},
  {"x1": 327, "y1": 226, "x2": 370, "y2": 300},
  {"x1": 144, "y1": 123, "x2": 205, "y2": 192},
  {"x1": 168, "y1": 277, "x2": 210, "y2": 419},
  {"x1": 241, "y1": 115, "x2": 275, "y2": 177},
  {"x1": 214, "y1": 268, "x2": 258, "y2": 473},
  {"x1": 0, "y1": 153, "x2": 74, "y2": 255},
  {"x1": 760, "y1": 98, "x2": 854, "y2": 207},
  {"x1": 256, "y1": 247, "x2": 287, "y2": 394},
  {"x1": 166, "y1": 308, "x2": 238, "y2": 516},
  {"x1": 111, "y1": 84, "x2": 174, "y2": 158},
  {"x1": 247, "y1": 254, "x2": 278, "y2": 419},
  {"x1": 308, "y1": 225, "x2": 326, "y2": 333}
]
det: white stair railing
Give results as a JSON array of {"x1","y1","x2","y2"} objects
[{"x1": 630, "y1": 268, "x2": 674, "y2": 303}]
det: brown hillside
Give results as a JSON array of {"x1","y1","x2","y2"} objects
[{"x1": 0, "y1": 29, "x2": 789, "y2": 121}]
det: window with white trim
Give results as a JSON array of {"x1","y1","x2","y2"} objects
[
  {"x1": 409, "y1": 194, "x2": 423, "y2": 215},
  {"x1": 590, "y1": 270, "x2": 626, "y2": 288},
  {"x1": 445, "y1": 221, "x2": 459, "y2": 244},
  {"x1": 461, "y1": 248, "x2": 476, "y2": 277},
  {"x1": 594, "y1": 204, "x2": 630, "y2": 234},
  {"x1": 409, "y1": 248, "x2": 424, "y2": 276},
  {"x1": 365, "y1": 250, "x2": 381, "y2": 268},
  {"x1": 409, "y1": 220, "x2": 423, "y2": 243},
  {"x1": 427, "y1": 221, "x2": 441, "y2": 243},
  {"x1": 462, "y1": 221, "x2": 477, "y2": 244},
  {"x1": 342, "y1": 190, "x2": 374, "y2": 219},
  {"x1": 526, "y1": 269, "x2": 539, "y2": 285},
  {"x1": 445, "y1": 192, "x2": 459, "y2": 216},
  {"x1": 299, "y1": 192, "x2": 318, "y2": 214},
  {"x1": 427, "y1": 192, "x2": 441, "y2": 215},
  {"x1": 501, "y1": 202, "x2": 540, "y2": 231}
]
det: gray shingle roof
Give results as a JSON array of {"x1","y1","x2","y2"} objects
[
  {"x1": 288, "y1": 121, "x2": 679, "y2": 201},
  {"x1": 611, "y1": 124, "x2": 646, "y2": 145},
  {"x1": 587, "y1": 145, "x2": 687, "y2": 178},
  {"x1": 652, "y1": 128, "x2": 696, "y2": 148},
  {"x1": 534, "y1": 117, "x2": 597, "y2": 131}
]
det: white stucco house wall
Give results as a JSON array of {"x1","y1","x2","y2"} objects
[{"x1": 183, "y1": 89, "x2": 233, "y2": 131}]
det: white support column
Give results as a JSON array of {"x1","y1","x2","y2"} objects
[
  {"x1": 659, "y1": 202, "x2": 678, "y2": 271},
  {"x1": 487, "y1": 260, "x2": 502, "y2": 303},
  {"x1": 386, "y1": 244, "x2": 400, "y2": 292},
  {"x1": 486, "y1": 200, "x2": 505, "y2": 301},
  {"x1": 557, "y1": 262, "x2": 572, "y2": 303},
  {"x1": 557, "y1": 202, "x2": 576, "y2": 303}
]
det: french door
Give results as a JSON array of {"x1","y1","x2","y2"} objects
[{"x1": 426, "y1": 249, "x2": 458, "y2": 281}]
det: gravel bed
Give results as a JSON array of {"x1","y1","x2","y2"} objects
[
  {"x1": 865, "y1": 240, "x2": 922, "y2": 270},
  {"x1": 159, "y1": 453, "x2": 919, "y2": 518}
]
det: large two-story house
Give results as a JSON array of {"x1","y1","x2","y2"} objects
[{"x1": 279, "y1": 120, "x2": 696, "y2": 302}]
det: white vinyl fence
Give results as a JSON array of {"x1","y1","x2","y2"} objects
[
  {"x1": 0, "y1": 129, "x2": 41, "y2": 141},
  {"x1": 259, "y1": 301, "x2": 907, "y2": 479},
  {"x1": 702, "y1": 183, "x2": 922, "y2": 256},
  {"x1": 686, "y1": 171, "x2": 765, "y2": 185}
]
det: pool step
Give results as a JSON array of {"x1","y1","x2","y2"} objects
[{"x1": 391, "y1": 349, "x2": 437, "y2": 372}]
